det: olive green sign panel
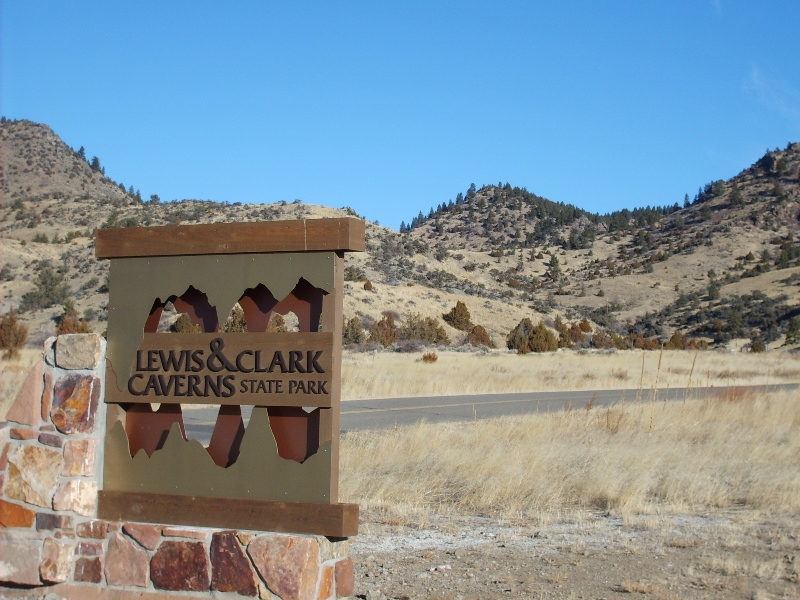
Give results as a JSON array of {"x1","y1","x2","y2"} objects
[
  {"x1": 104, "y1": 408, "x2": 332, "y2": 503},
  {"x1": 106, "y1": 252, "x2": 334, "y2": 397}
]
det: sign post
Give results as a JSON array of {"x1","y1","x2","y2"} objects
[{"x1": 94, "y1": 218, "x2": 365, "y2": 537}]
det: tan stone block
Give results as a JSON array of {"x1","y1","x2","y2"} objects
[
  {"x1": 53, "y1": 480, "x2": 98, "y2": 517},
  {"x1": 150, "y1": 540, "x2": 210, "y2": 592},
  {"x1": 41, "y1": 371, "x2": 53, "y2": 422},
  {"x1": 105, "y1": 532, "x2": 149, "y2": 587},
  {"x1": 248, "y1": 534, "x2": 320, "y2": 600},
  {"x1": 259, "y1": 582, "x2": 281, "y2": 600},
  {"x1": 317, "y1": 564, "x2": 334, "y2": 600},
  {"x1": 161, "y1": 526, "x2": 209, "y2": 540},
  {"x1": 0, "y1": 498, "x2": 36, "y2": 527},
  {"x1": 40, "y1": 537, "x2": 74, "y2": 583},
  {"x1": 51, "y1": 374, "x2": 101, "y2": 434},
  {"x1": 43, "y1": 336, "x2": 56, "y2": 367},
  {"x1": 0, "y1": 534, "x2": 43, "y2": 585},
  {"x1": 0, "y1": 473, "x2": 5, "y2": 495},
  {"x1": 0, "y1": 440, "x2": 9, "y2": 469},
  {"x1": 211, "y1": 531, "x2": 258, "y2": 596},
  {"x1": 317, "y1": 536, "x2": 349, "y2": 562},
  {"x1": 5, "y1": 444, "x2": 64, "y2": 508},
  {"x1": 123, "y1": 522, "x2": 161, "y2": 550},
  {"x1": 5, "y1": 361, "x2": 44, "y2": 427},
  {"x1": 55, "y1": 334, "x2": 103, "y2": 370},
  {"x1": 62, "y1": 438, "x2": 98, "y2": 476},
  {"x1": 334, "y1": 557, "x2": 354, "y2": 598},
  {"x1": 237, "y1": 531, "x2": 256, "y2": 546}
]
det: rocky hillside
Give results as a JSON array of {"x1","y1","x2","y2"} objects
[{"x1": 1, "y1": 118, "x2": 799, "y2": 351}]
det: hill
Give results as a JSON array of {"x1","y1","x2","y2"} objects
[{"x1": 1, "y1": 117, "x2": 799, "y2": 351}]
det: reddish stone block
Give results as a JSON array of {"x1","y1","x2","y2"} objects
[
  {"x1": 123, "y1": 522, "x2": 161, "y2": 550},
  {"x1": 37, "y1": 432, "x2": 63, "y2": 448},
  {"x1": 150, "y1": 540, "x2": 210, "y2": 592},
  {"x1": 74, "y1": 556, "x2": 103, "y2": 583},
  {"x1": 0, "y1": 442, "x2": 9, "y2": 470},
  {"x1": 0, "y1": 499, "x2": 36, "y2": 527},
  {"x1": 50, "y1": 374, "x2": 101, "y2": 434},
  {"x1": 248, "y1": 535, "x2": 320, "y2": 600},
  {"x1": 105, "y1": 532, "x2": 148, "y2": 587},
  {"x1": 76, "y1": 520, "x2": 109, "y2": 539},
  {"x1": 41, "y1": 371, "x2": 53, "y2": 422},
  {"x1": 10, "y1": 428, "x2": 37, "y2": 440},
  {"x1": 62, "y1": 438, "x2": 98, "y2": 476},
  {"x1": 40, "y1": 537, "x2": 74, "y2": 583},
  {"x1": 317, "y1": 564, "x2": 334, "y2": 600},
  {"x1": 77, "y1": 540, "x2": 103, "y2": 555},
  {"x1": 211, "y1": 531, "x2": 258, "y2": 596},
  {"x1": 5, "y1": 361, "x2": 44, "y2": 427},
  {"x1": 0, "y1": 535, "x2": 43, "y2": 585},
  {"x1": 35, "y1": 512, "x2": 73, "y2": 530},
  {"x1": 335, "y1": 557, "x2": 354, "y2": 598}
]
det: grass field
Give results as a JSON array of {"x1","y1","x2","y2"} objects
[
  {"x1": 340, "y1": 389, "x2": 800, "y2": 523},
  {"x1": 341, "y1": 347, "x2": 800, "y2": 400}
]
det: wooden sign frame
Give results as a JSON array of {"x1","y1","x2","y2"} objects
[{"x1": 96, "y1": 217, "x2": 364, "y2": 537}]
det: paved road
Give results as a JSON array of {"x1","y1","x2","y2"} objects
[{"x1": 182, "y1": 383, "x2": 797, "y2": 442}]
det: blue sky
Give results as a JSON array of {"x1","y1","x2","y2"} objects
[{"x1": 3, "y1": 1, "x2": 799, "y2": 229}]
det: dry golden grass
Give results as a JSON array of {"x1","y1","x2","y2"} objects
[
  {"x1": 341, "y1": 348, "x2": 800, "y2": 400},
  {"x1": 340, "y1": 391, "x2": 800, "y2": 522}
]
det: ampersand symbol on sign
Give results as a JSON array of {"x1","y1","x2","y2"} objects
[{"x1": 207, "y1": 338, "x2": 238, "y2": 372}]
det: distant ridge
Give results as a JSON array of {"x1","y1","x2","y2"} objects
[{"x1": 1, "y1": 118, "x2": 799, "y2": 349}]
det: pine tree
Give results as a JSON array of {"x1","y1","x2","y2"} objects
[{"x1": 547, "y1": 254, "x2": 562, "y2": 281}]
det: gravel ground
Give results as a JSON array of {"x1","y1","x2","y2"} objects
[{"x1": 350, "y1": 509, "x2": 800, "y2": 599}]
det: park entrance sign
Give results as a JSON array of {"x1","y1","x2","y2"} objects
[{"x1": 95, "y1": 218, "x2": 365, "y2": 537}]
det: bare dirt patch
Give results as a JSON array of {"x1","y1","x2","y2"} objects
[{"x1": 351, "y1": 510, "x2": 800, "y2": 599}]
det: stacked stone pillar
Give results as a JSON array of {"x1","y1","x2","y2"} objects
[{"x1": 0, "y1": 335, "x2": 354, "y2": 600}]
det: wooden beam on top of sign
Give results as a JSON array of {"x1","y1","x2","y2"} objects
[
  {"x1": 97, "y1": 490, "x2": 359, "y2": 538},
  {"x1": 95, "y1": 217, "x2": 366, "y2": 259}
]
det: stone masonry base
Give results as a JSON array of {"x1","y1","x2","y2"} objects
[{"x1": 1, "y1": 335, "x2": 354, "y2": 600}]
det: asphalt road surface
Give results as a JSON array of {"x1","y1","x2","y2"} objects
[{"x1": 181, "y1": 383, "x2": 796, "y2": 443}]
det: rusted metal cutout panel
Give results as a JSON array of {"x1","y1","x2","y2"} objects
[
  {"x1": 95, "y1": 217, "x2": 366, "y2": 258},
  {"x1": 104, "y1": 408, "x2": 332, "y2": 503},
  {"x1": 98, "y1": 491, "x2": 359, "y2": 537},
  {"x1": 106, "y1": 252, "x2": 334, "y2": 393},
  {"x1": 106, "y1": 332, "x2": 334, "y2": 407}
]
